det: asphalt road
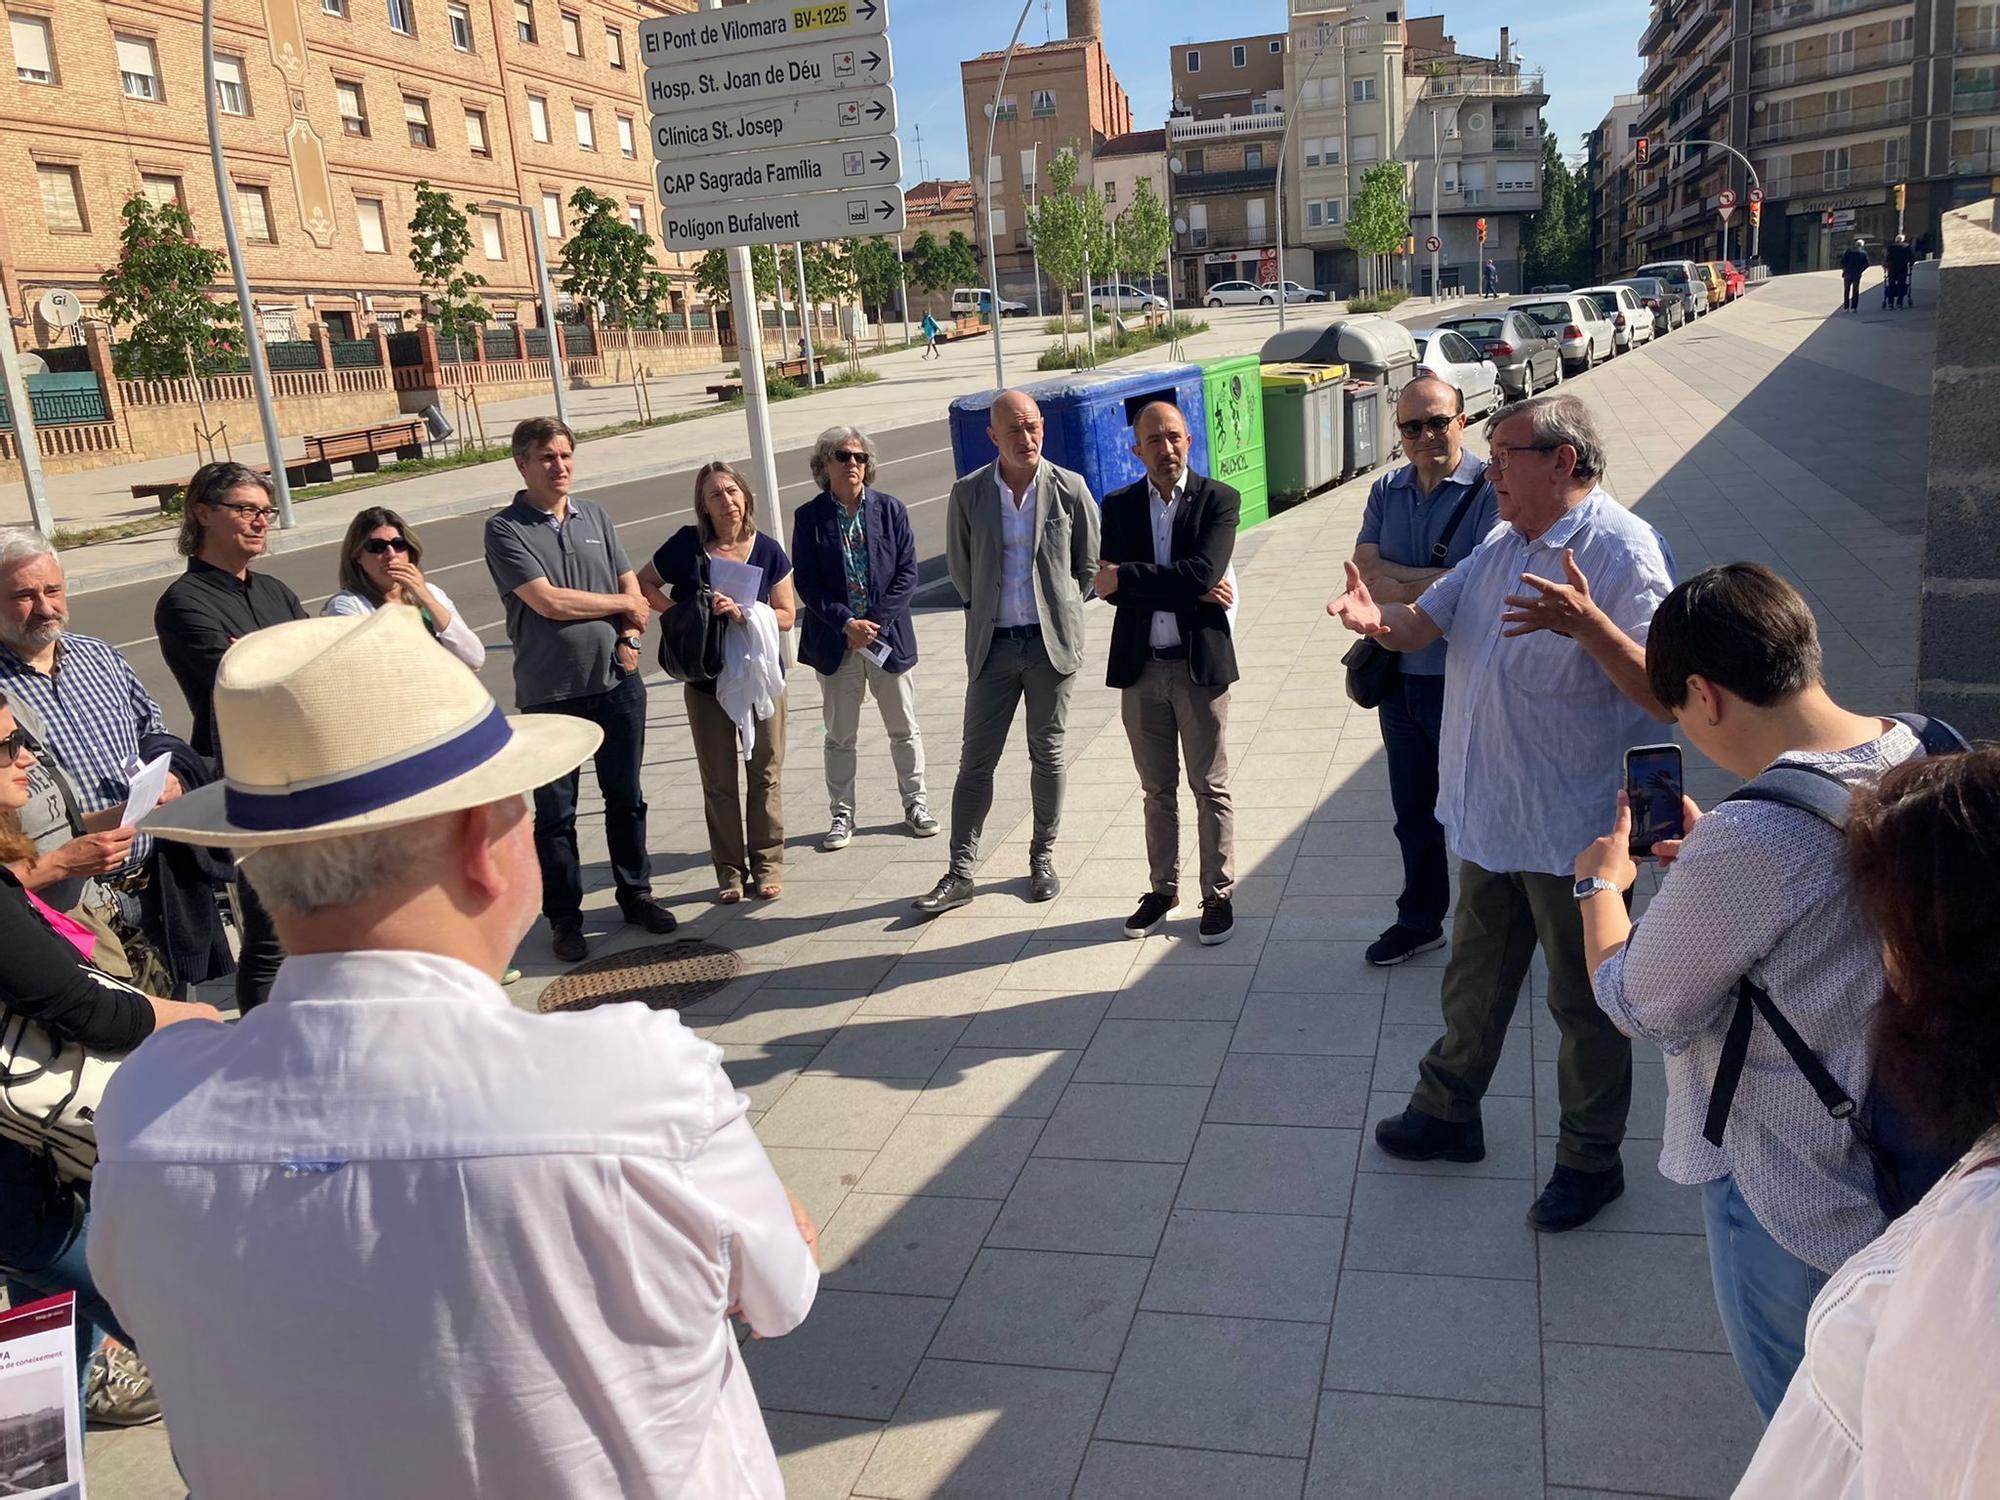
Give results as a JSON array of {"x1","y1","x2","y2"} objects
[{"x1": 68, "y1": 418, "x2": 961, "y2": 738}]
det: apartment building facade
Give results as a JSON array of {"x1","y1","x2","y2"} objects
[
  {"x1": 1093, "y1": 127, "x2": 1168, "y2": 300},
  {"x1": 1, "y1": 0, "x2": 700, "y2": 346},
  {"x1": 1588, "y1": 93, "x2": 1647, "y2": 280},
  {"x1": 1167, "y1": 31, "x2": 1287, "y2": 300}
]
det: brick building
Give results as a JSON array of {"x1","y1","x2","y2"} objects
[
  {"x1": 1167, "y1": 31, "x2": 1287, "y2": 301},
  {"x1": 1, "y1": 0, "x2": 699, "y2": 347}
]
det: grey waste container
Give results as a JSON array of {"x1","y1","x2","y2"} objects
[
  {"x1": 1343, "y1": 381, "x2": 1382, "y2": 479},
  {"x1": 1262, "y1": 316, "x2": 1418, "y2": 464}
]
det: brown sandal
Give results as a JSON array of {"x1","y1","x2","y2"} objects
[{"x1": 717, "y1": 887, "x2": 744, "y2": 904}]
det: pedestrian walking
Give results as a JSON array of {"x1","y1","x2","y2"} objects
[
  {"x1": 790, "y1": 426, "x2": 936, "y2": 852},
  {"x1": 1839, "y1": 239, "x2": 1868, "y2": 312},
  {"x1": 89, "y1": 607, "x2": 820, "y2": 1500},
  {"x1": 1348, "y1": 376, "x2": 1499, "y2": 967},
  {"x1": 912, "y1": 389, "x2": 1100, "y2": 914},
  {"x1": 483, "y1": 417, "x2": 674, "y2": 964},
  {"x1": 1329, "y1": 393, "x2": 1676, "y2": 1233},
  {"x1": 1483, "y1": 259, "x2": 1499, "y2": 298},
  {"x1": 921, "y1": 312, "x2": 941, "y2": 359},
  {"x1": 1095, "y1": 400, "x2": 1240, "y2": 946},
  {"x1": 324, "y1": 507, "x2": 486, "y2": 670},
  {"x1": 640, "y1": 461, "x2": 796, "y2": 902},
  {"x1": 1883, "y1": 234, "x2": 1914, "y2": 309}
]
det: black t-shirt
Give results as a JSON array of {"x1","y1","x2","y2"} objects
[
  {"x1": 0, "y1": 868, "x2": 153, "y2": 1052},
  {"x1": 651, "y1": 527, "x2": 792, "y2": 696},
  {"x1": 154, "y1": 559, "x2": 308, "y2": 759}
]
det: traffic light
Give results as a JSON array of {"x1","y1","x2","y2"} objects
[
  {"x1": 1636, "y1": 135, "x2": 1649, "y2": 167},
  {"x1": 1749, "y1": 200, "x2": 1761, "y2": 228},
  {"x1": 1475, "y1": 217, "x2": 1488, "y2": 245},
  {"x1": 1824, "y1": 210, "x2": 1836, "y2": 228},
  {"x1": 1893, "y1": 182, "x2": 1907, "y2": 212}
]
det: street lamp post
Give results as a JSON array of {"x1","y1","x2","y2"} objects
[
  {"x1": 1027, "y1": 143, "x2": 1045, "y2": 321},
  {"x1": 981, "y1": 0, "x2": 1039, "y2": 389},
  {"x1": 1672, "y1": 138, "x2": 1765, "y2": 264},
  {"x1": 484, "y1": 200, "x2": 571, "y2": 426},
  {"x1": 1429, "y1": 106, "x2": 1443, "y2": 301}
]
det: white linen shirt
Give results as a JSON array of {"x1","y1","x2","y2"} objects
[
  {"x1": 88, "y1": 949, "x2": 818, "y2": 1500},
  {"x1": 1147, "y1": 473, "x2": 1186, "y2": 649},
  {"x1": 996, "y1": 469, "x2": 1041, "y2": 628},
  {"x1": 322, "y1": 583, "x2": 488, "y2": 671}
]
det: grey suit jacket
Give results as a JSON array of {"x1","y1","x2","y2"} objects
[{"x1": 945, "y1": 459, "x2": 1100, "y2": 677}]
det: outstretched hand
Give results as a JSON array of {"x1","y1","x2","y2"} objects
[
  {"x1": 1502, "y1": 549, "x2": 1595, "y2": 638},
  {"x1": 1327, "y1": 561, "x2": 1388, "y2": 636}
]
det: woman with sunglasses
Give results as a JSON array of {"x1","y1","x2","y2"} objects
[{"x1": 324, "y1": 507, "x2": 486, "y2": 670}]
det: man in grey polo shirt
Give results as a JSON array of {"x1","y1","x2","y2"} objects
[{"x1": 484, "y1": 416, "x2": 674, "y2": 962}]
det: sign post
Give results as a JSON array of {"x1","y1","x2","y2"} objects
[{"x1": 1718, "y1": 188, "x2": 1737, "y2": 264}]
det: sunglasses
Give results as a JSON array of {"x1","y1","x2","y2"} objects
[
  {"x1": 831, "y1": 450, "x2": 868, "y2": 465},
  {"x1": 362, "y1": 537, "x2": 413, "y2": 556},
  {"x1": 0, "y1": 727, "x2": 30, "y2": 761},
  {"x1": 1397, "y1": 415, "x2": 1459, "y2": 439}
]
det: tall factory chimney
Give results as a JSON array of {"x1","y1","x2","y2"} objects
[{"x1": 1068, "y1": 0, "x2": 1100, "y2": 41}]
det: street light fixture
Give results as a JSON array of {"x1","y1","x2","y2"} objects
[{"x1": 483, "y1": 198, "x2": 570, "y2": 426}]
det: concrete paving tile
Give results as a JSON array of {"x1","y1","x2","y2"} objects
[
  {"x1": 1072, "y1": 1442, "x2": 1308, "y2": 1500},
  {"x1": 807, "y1": 1014, "x2": 973, "y2": 1081},
  {"x1": 741, "y1": 1289, "x2": 947, "y2": 1421},
  {"x1": 1097, "y1": 1312, "x2": 1327, "y2": 1458},
  {"x1": 1343, "y1": 1172, "x2": 1537, "y2": 1281},
  {"x1": 1178, "y1": 1123, "x2": 1359, "y2": 1216},
  {"x1": 763, "y1": 944, "x2": 911, "y2": 993},
  {"x1": 903, "y1": 916, "x2": 1037, "y2": 964},
  {"x1": 764, "y1": 1412, "x2": 883, "y2": 1500},
  {"x1": 1142, "y1": 1209, "x2": 1345, "y2": 1322},
  {"x1": 761, "y1": 1147, "x2": 881, "y2": 1228},
  {"x1": 1285, "y1": 855, "x2": 1408, "y2": 896},
  {"x1": 722, "y1": 1043, "x2": 823, "y2": 1113},
  {"x1": 1107, "y1": 962, "x2": 1254, "y2": 1020},
  {"x1": 1303, "y1": 1392, "x2": 1543, "y2": 1498},
  {"x1": 1532, "y1": 1137, "x2": 1705, "y2": 1237},
  {"x1": 912, "y1": 1047, "x2": 1080, "y2": 1118},
  {"x1": 1034, "y1": 1081, "x2": 1212, "y2": 1162},
  {"x1": 708, "y1": 990, "x2": 866, "y2": 1047},
  {"x1": 1131, "y1": 919, "x2": 1273, "y2": 965},
  {"x1": 855, "y1": 1112, "x2": 1044, "y2": 1200},
  {"x1": 988, "y1": 1157, "x2": 1183, "y2": 1256},
  {"x1": 1252, "y1": 939, "x2": 1387, "y2": 993},
  {"x1": 1232, "y1": 993, "x2": 1384, "y2": 1056},
  {"x1": 929, "y1": 1248, "x2": 1149, "y2": 1372},
  {"x1": 960, "y1": 988, "x2": 1115, "y2": 1050},
  {"x1": 855, "y1": 1360, "x2": 1107, "y2": 1499},
  {"x1": 858, "y1": 961, "x2": 1005, "y2": 1017},
  {"x1": 818, "y1": 1191, "x2": 1000, "y2": 1297},
  {"x1": 1207, "y1": 1053, "x2": 1373, "y2": 1129},
  {"x1": 1324, "y1": 1269, "x2": 1542, "y2": 1406},
  {"x1": 1075, "y1": 1019, "x2": 1235, "y2": 1086},
  {"x1": 1539, "y1": 1230, "x2": 1730, "y2": 1353},
  {"x1": 757, "y1": 1076, "x2": 920, "y2": 1150},
  {"x1": 1360, "y1": 1091, "x2": 1538, "y2": 1181},
  {"x1": 1543, "y1": 1343, "x2": 1764, "y2": 1497},
  {"x1": 1269, "y1": 894, "x2": 1405, "y2": 940},
  {"x1": 996, "y1": 938, "x2": 1141, "y2": 991}
]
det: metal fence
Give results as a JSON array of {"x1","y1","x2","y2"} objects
[
  {"x1": 560, "y1": 322, "x2": 595, "y2": 356},
  {"x1": 330, "y1": 338, "x2": 383, "y2": 368},
  {"x1": 262, "y1": 340, "x2": 324, "y2": 371},
  {"x1": 0, "y1": 373, "x2": 111, "y2": 429},
  {"x1": 386, "y1": 332, "x2": 425, "y2": 367}
]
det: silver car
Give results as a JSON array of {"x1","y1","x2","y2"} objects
[
  {"x1": 1508, "y1": 293, "x2": 1616, "y2": 374},
  {"x1": 1578, "y1": 285, "x2": 1655, "y2": 352}
]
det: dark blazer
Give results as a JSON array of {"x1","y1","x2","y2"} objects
[
  {"x1": 1100, "y1": 471, "x2": 1241, "y2": 690},
  {"x1": 790, "y1": 487, "x2": 920, "y2": 677}
]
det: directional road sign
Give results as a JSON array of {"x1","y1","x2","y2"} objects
[
  {"x1": 1747, "y1": 186, "x2": 1763, "y2": 205},
  {"x1": 1424, "y1": 234, "x2": 1442, "y2": 253},
  {"x1": 1718, "y1": 189, "x2": 1737, "y2": 209},
  {"x1": 645, "y1": 36, "x2": 891, "y2": 116},
  {"x1": 639, "y1": 0, "x2": 888, "y2": 66},
  {"x1": 660, "y1": 192, "x2": 905, "y2": 252},
  {"x1": 658, "y1": 133, "x2": 902, "y2": 212},
  {"x1": 651, "y1": 85, "x2": 896, "y2": 162}
]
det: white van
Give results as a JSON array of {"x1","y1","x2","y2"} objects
[{"x1": 950, "y1": 287, "x2": 1028, "y2": 318}]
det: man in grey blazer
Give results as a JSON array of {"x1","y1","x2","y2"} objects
[{"x1": 914, "y1": 389, "x2": 1100, "y2": 913}]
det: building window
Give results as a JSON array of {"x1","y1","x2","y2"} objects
[
  {"x1": 985, "y1": 153, "x2": 1002, "y2": 184},
  {"x1": 1322, "y1": 198, "x2": 1341, "y2": 224},
  {"x1": 403, "y1": 94, "x2": 433, "y2": 148},
  {"x1": 1352, "y1": 77, "x2": 1376, "y2": 103},
  {"x1": 1185, "y1": 48, "x2": 1200, "y2": 72},
  {"x1": 1232, "y1": 44, "x2": 1246, "y2": 67},
  {"x1": 514, "y1": 0, "x2": 536, "y2": 44},
  {"x1": 1031, "y1": 88, "x2": 1055, "y2": 116},
  {"x1": 1104, "y1": 179, "x2": 1117, "y2": 203},
  {"x1": 573, "y1": 103, "x2": 594, "y2": 150},
  {"x1": 387, "y1": 0, "x2": 415, "y2": 36},
  {"x1": 605, "y1": 26, "x2": 624, "y2": 68},
  {"x1": 356, "y1": 196, "x2": 388, "y2": 253},
  {"x1": 37, "y1": 164, "x2": 85, "y2": 232},
  {"x1": 480, "y1": 211, "x2": 505, "y2": 260},
  {"x1": 465, "y1": 107, "x2": 490, "y2": 156},
  {"x1": 1352, "y1": 133, "x2": 1378, "y2": 162},
  {"x1": 560, "y1": 9, "x2": 581, "y2": 54},
  {"x1": 336, "y1": 80, "x2": 369, "y2": 136},
  {"x1": 1496, "y1": 163, "x2": 1535, "y2": 192},
  {"x1": 236, "y1": 182, "x2": 274, "y2": 242},
  {"x1": 214, "y1": 54, "x2": 249, "y2": 115},
  {"x1": 1307, "y1": 201, "x2": 1322, "y2": 227},
  {"x1": 542, "y1": 189, "x2": 562, "y2": 237},
  {"x1": 10, "y1": 14, "x2": 54, "y2": 84},
  {"x1": 1247, "y1": 197, "x2": 1266, "y2": 236},
  {"x1": 323, "y1": 0, "x2": 346, "y2": 14},
  {"x1": 616, "y1": 114, "x2": 635, "y2": 158},
  {"x1": 527, "y1": 92, "x2": 550, "y2": 142},
  {"x1": 627, "y1": 202, "x2": 645, "y2": 234},
  {"x1": 1246, "y1": 146, "x2": 1263, "y2": 169},
  {"x1": 448, "y1": 0, "x2": 472, "y2": 50},
  {"x1": 1269, "y1": 38, "x2": 1282, "y2": 53},
  {"x1": 995, "y1": 94, "x2": 1017, "y2": 119},
  {"x1": 140, "y1": 172, "x2": 182, "y2": 209},
  {"x1": 116, "y1": 34, "x2": 160, "y2": 101}
]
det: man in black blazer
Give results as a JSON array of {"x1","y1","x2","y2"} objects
[{"x1": 1094, "y1": 399, "x2": 1240, "y2": 946}]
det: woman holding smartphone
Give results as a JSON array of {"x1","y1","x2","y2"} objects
[{"x1": 324, "y1": 507, "x2": 486, "y2": 670}]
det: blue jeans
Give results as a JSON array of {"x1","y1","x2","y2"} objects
[
  {"x1": 525, "y1": 671, "x2": 653, "y2": 926},
  {"x1": 1702, "y1": 1175, "x2": 1828, "y2": 1421},
  {"x1": 0, "y1": 1141, "x2": 124, "y2": 1399},
  {"x1": 1379, "y1": 672, "x2": 1449, "y2": 935}
]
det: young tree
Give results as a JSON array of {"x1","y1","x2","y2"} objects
[
  {"x1": 1025, "y1": 145, "x2": 1104, "y2": 348},
  {"x1": 406, "y1": 181, "x2": 489, "y2": 357},
  {"x1": 1347, "y1": 161, "x2": 1413, "y2": 297},
  {"x1": 849, "y1": 236, "x2": 903, "y2": 324},
  {"x1": 692, "y1": 245, "x2": 779, "y2": 309},
  {"x1": 909, "y1": 231, "x2": 980, "y2": 296},
  {"x1": 558, "y1": 187, "x2": 671, "y2": 326},
  {"x1": 1114, "y1": 178, "x2": 1172, "y2": 291},
  {"x1": 1524, "y1": 133, "x2": 1590, "y2": 289},
  {"x1": 96, "y1": 194, "x2": 243, "y2": 379}
]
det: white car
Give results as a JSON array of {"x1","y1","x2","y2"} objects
[
  {"x1": 1578, "y1": 285, "x2": 1655, "y2": 353},
  {"x1": 1260, "y1": 280, "x2": 1328, "y2": 304},
  {"x1": 1410, "y1": 327, "x2": 1503, "y2": 418},
  {"x1": 1203, "y1": 280, "x2": 1265, "y2": 307},
  {"x1": 1508, "y1": 292, "x2": 1616, "y2": 374},
  {"x1": 1089, "y1": 283, "x2": 1168, "y2": 313}
]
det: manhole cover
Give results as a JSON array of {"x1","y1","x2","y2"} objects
[{"x1": 537, "y1": 940, "x2": 741, "y2": 1015}]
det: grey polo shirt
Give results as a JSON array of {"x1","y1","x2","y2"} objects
[{"x1": 483, "y1": 492, "x2": 634, "y2": 708}]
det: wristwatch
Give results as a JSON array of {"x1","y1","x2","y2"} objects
[
  {"x1": 618, "y1": 634, "x2": 642, "y2": 651},
  {"x1": 1572, "y1": 876, "x2": 1618, "y2": 902}
]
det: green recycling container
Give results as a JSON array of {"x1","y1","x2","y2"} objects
[
  {"x1": 1260, "y1": 362, "x2": 1346, "y2": 505},
  {"x1": 1201, "y1": 355, "x2": 1270, "y2": 530}
]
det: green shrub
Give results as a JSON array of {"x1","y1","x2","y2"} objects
[
  {"x1": 1347, "y1": 290, "x2": 1410, "y2": 314},
  {"x1": 1036, "y1": 342, "x2": 1091, "y2": 370}
]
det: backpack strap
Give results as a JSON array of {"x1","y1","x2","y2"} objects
[
  {"x1": 1719, "y1": 762, "x2": 1854, "y2": 831},
  {"x1": 1888, "y1": 712, "x2": 1972, "y2": 756},
  {"x1": 1703, "y1": 977, "x2": 1863, "y2": 1149}
]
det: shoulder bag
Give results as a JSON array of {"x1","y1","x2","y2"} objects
[
  {"x1": 657, "y1": 553, "x2": 729, "y2": 685},
  {"x1": 1343, "y1": 467, "x2": 1488, "y2": 709},
  {"x1": 0, "y1": 964, "x2": 150, "y2": 1182}
]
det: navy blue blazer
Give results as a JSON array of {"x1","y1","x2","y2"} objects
[{"x1": 789, "y1": 487, "x2": 920, "y2": 676}]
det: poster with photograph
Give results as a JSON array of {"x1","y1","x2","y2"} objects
[{"x1": 0, "y1": 1294, "x2": 84, "y2": 1499}]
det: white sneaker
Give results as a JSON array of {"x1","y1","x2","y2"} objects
[{"x1": 820, "y1": 813, "x2": 854, "y2": 851}]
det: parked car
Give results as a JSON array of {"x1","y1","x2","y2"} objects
[
  {"x1": 1527, "y1": 284, "x2": 1573, "y2": 294},
  {"x1": 1609, "y1": 276, "x2": 1685, "y2": 337},
  {"x1": 1260, "y1": 280, "x2": 1328, "y2": 304},
  {"x1": 1410, "y1": 327, "x2": 1503, "y2": 418},
  {"x1": 1690, "y1": 262, "x2": 1728, "y2": 309},
  {"x1": 1509, "y1": 293, "x2": 1616, "y2": 373},
  {"x1": 1435, "y1": 310, "x2": 1564, "y2": 399},
  {"x1": 1089, "y1": 283, "x2": 1168, "y2": 313},
  {"x1": 1635, "y1": 261, "x2": 1709, "y2": 320},
  {"x1": 950, "y1": 287, "x2": 1028, "y2": 318},
  {"x1": 1578, "y1": 285, "x2": 1656, "y2": 353},
  {"x1": 1204, "y1": 279, "x2": 1265, "y2": 307},
  {"x1": 1705, "y1": 259, "x2": 1746, "y2": 301}
]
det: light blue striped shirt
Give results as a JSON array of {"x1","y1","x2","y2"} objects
[
  {"x1": 1415, "y1": 488, "x2": 1675, "y2": 877},
  {"x1": 995, "y1": 469, "x2": 1040, "y2": 628}
]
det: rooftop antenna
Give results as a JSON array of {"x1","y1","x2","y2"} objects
[
  {"x1": 1042, "y1": 0, "x2": 1051, "y2": 42},
  {"x1": 912, "y1": 122, "x2": 929, "y2": 183}
]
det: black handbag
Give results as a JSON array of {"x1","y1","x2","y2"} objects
[
  {"x1": 657, "y1": 557, "x2": 728, "y2": 684},
  {"x1": 1341, "y1": 467, "x2": 1487, "y2": 709}
]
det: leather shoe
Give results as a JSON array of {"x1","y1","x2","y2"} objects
[
  {"x1": 1029, "y1": 856, "x2": 1061, "y2": 903},
  {"x1": 912, "y1": 873, "x2": 976, "y2": 916},
  {"x1": 619, "y1": 895, "x2": 678, "y2": 934},
  {"x1": 551, "y1": 923, "x2": 587, "y2": 963},
  {"x1": 1373, "y1": 1107, "x2": 1485, "y2": 1163},
  {"x1": 1526, "y1": 1161, "x2": 1625, "y2": 1232}
]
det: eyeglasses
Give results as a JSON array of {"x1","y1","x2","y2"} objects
[
  {"x1": 211, "y1": 501, "x2": 279, "y2": 522},
  {"x1": 0, "y1": 728, "x2": 30, "y2": 762},
  {"x1": 362, "y1": 537, "x2": 413, "y2": 556},
  {"x1": 1397, "y1": 415, "x2": 1459, "y2": 440},
  {"x1": 1487, "y1": 444, "x2": 1560, "y2": 470},
  {"x1": 831, "y1": 450, "x2": 868, "y2": 465}
]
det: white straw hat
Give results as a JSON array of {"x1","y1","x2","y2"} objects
[{"x1": 143, "y1": 606, "x2": 602, "y2": 849}]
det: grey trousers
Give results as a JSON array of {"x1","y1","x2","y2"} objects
[
  {"x1": 686, "y1": 684, "x2": 786, "y2": 891},
  {"x1": 1121, "y1": 659, "x2": 1234, "y2": 902},
  {"x1": 949, "y1": 631, "x2": 1073, "y2": 877},
  {"x1": 821, "y1": 650, "x2": 928, "y2": 819}
]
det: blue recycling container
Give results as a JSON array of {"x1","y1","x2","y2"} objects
[{"x1": 946, "y1": 364, "x2": 1211, "y2": 501}]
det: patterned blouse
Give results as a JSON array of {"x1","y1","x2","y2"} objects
[{"x1": 836, "y1": 502, "x2": 869, "y2": 618}]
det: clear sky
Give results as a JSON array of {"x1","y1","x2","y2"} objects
[{"x1": 891, "y1": 0, "x2": 1652, "y2": 184}]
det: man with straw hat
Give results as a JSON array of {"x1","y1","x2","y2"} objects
[{"x1": 86, "y1": 606, "x2": 819, "y2": 1500}]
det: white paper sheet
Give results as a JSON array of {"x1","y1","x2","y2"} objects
[
  {"x1": 0, "y1": 1291, "x2": 87, "y2": 1498},
  {"x1": 120, "y1": 751, "x2": 175, "y2": 829},
  {"x1": 707, "y1": 557, "x2": 763, "y2": 610},
  {"x1": 861, "y1": 638, "x2": 893, "y2": 666}
]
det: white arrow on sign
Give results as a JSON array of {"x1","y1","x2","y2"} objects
[
  {"x1": 657, "y1": 132, "x2": 902, "y2": 212},
  {"x1": 639, "y1": 0, "x2": 887, "y2": 67},
  {"x1": 646, "y1": 36, "x2": 892, "y2": 116},
  {"x1": 1424, "y1": 235, "x2": 1442, "y2": 253},
  {"x1": 651, "y1": 85, "x2": 895, "y2": 162},
  {"x1": 660, "y1": 189, "x2": 906, "y2": 252},
  {"x1": 1748, "y1": 187, "x2": 1763, "y2": 204},
  {"x1": 1718, "y1": 189, "x2": 1737, "y2": 208}
]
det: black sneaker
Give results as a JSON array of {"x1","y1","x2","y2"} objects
[
  {"x1": 551, "y1": 922, "x2": 588, "y2": 963},
  {"x1": 1366, "y1": 924, "x2": 1447, "y2": 967},
  {"x1": 912, "y1": 873, "x2": 976, "y2": 916},
  {"x1": 1527, "y1": 1161, "x2": 1625, "y2": 1232},
  {"x1": 1198, "y1": 895, "x2": 1235, "y2": 946},
  {"x1": 1028, "y1": 855, "x2": 1061, "y2": 903},
  {"x1": 1123, "y1": 891, "x2": 1178, "y2": 939},
  {"x1": 1373, "y1": 1107, "x2": 1486, "y2": 1163},
  {"x1": 619, "y1": 895, "x2": 678, "y2": 934}
]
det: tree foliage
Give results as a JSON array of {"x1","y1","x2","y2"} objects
[
  {"x1": 800, "y1": 240, "x2": 855, "y2": 309},
  {"x1": 1113, "y1": 178, "x2": 1172, "y2": 284},
  {"x1": 693, "y1": 245, "x2": 780, "y2": 309},
  {"x1": 1024, "y1": 145, "x2": 1104, "y2": 345},
  {"x1": 407, "y1": 181, "x2": 489, "y2": 352},
  {"x1": 908, "y1": 231, "x2": 979, "y2": 294},
  {"x1": 849, "y1": 236, "x2": 903, "y2": 319},
  {"x1": 1347, "y1": 161, "x2": 1413, "y2": 294},
  {"x1": 1525, "y1": 133, "x2": 1591, "y2": 290},
  {"x1": 558, "y1": 187, "x2": 671, "y2": 326},
  {"x1": 97, "y1": 194, "x2": 243, "y2": 379}
]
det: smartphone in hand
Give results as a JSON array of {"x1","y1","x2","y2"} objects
[{"x1": 1624, "y1": 744, "x2": 1685, "y2": 859}]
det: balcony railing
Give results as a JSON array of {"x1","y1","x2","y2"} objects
[
  {"x1": 1171, "y1": 166, "x2": 1280, "y2": 197},
  {"x1": 1751, "y1": 0, "x2": 1913, "y2": 37},
  {"x1": 1421, "y1": 72, "x2": 1549, "y2": 99},
  {"x1": 1953, "y1": 86, "x2": 2000, "y2": 114},
  {"x1": 1670, "y1": 3, "x2": 1721, "y2": 57},
  {"x1": 1750, "y1": 36, "x2": 1914, "y2": 87},
  {"x1": 1950, "y1": 147, "x2": 1996, "y2": 173},
  {"x1": 1640, "y1": 51, "x2": 1677, "y2": 92},
  {"x1": 1639, "y1": 2, "x2": 1679, "y2": 56},
  {"x1": 1490, "y1": 129, "x2": 1531, "y2": 150},
  {"x1": 1168, "y1": 112, "x2": 1285, "y2": 143},
  {"x1": 1748, "y1": 99, "x2": 1911, "y2": 146},
  {"x1": 1957, "y1": 27, "x2": 2000, "y2": 54},
  {"x1": 1174, "y1": 226, "x2": 1270, "y2": 253},
  {"x1": 1768, "y1": 162, "x2": 1892, "y2": 195}
]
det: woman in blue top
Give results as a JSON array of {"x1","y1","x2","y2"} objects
[
  {"x1": 639, "y1": 462, "x2": 796, "y2": 902},
  {"x1": 920, "y1": 313, "x2": 941, "y2": 360}
]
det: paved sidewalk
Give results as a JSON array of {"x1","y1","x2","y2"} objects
[{"x1": 85, "y1": 269, "x2": 1929, "y2": 1497}]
